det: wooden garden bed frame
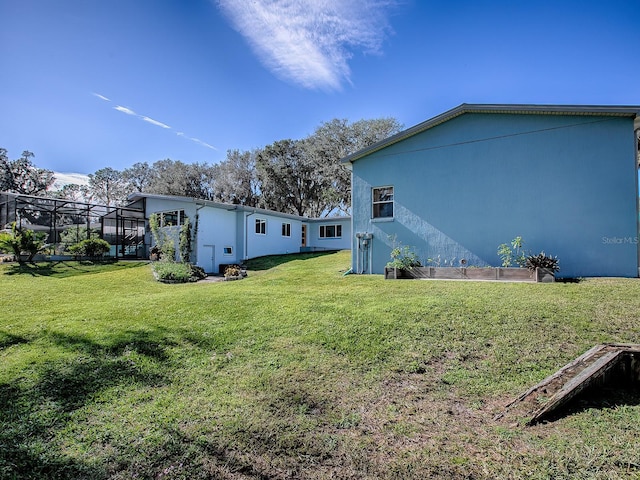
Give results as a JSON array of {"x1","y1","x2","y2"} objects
[{"x1": 384, "y1": 266, "x2": 555, "y2": 283}]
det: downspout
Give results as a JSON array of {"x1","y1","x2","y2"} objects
[
  {"x1": 355, "y1": 233, "x2": 362, "y2": 274},
  {"x1": 369, "y1": 235, "x2": 373, "y2": 274},
  {"x1": 195, "y1": 203, "x2": 205, "y2": 266}
]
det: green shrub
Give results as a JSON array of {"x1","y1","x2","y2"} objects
[
  {"x1": 152, "y1": 262, "x2": 207, "y2": 283},
  {"x1": 60, "y1": 226, "x2": 100, "y2": 249},
  {"x1": 68, "y1": 238, "x2": 111, "y2": 258},
  {"x1": 179, "y1": 217, "x2": 192, "y2": 263},
  {"x1": 0, "y1": 222, "x2": 47, "y2": 263},
  {"x1": 497, "y1": 236, "x2": 526, "y2": 267},
  {"x1": 189, "y1": 264, "x2": 207, "y2": 281},
  {"x1": 224, "y1": 265, "x2": 242, "y2": 278},
  {"x1": 149, "y1": 213, "x2": 176, "y2": 262},
  {"x1": 525, "y1": 251, "x2": 560, "y2": 273},
  {"x1": 386, "y1": 244, "x2": 421, "y2": 271}
]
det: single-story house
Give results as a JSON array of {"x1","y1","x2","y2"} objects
[
  {"x1": 342, "y1": 104, "x2": 640, "y2": 278},
  {"x1": 128, "y1": 193, "x2": 351, "y2": 273}
]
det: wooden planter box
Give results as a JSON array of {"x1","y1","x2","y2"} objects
[
  {"x1": 535, "y1": 267, "x2": 556, "y2": 283},
  {"x1": 385, "y1": 266, "x2": 554, "y2": 283}
]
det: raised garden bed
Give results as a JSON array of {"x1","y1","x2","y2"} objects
[{"x1": 385, "y1": 266, "x2": 554, "y2": 282}]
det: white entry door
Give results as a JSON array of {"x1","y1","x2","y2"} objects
[{"x1": 202, "y1": 244, "x2": 215, "y2": 274}]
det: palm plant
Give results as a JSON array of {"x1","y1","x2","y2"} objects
[{"x1": 0, "y1": 222, "x2": 47, "y2": 263}]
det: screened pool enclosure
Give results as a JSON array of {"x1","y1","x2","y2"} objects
[{"x1": 0, "y1": 192, "x2": 147, "y2": 259}]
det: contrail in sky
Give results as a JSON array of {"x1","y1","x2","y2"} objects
[{"x1": 92, "y1": 92, "x2": 217, "y2": 151}]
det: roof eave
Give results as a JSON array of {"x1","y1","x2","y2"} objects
[{"x1": 341, "y1": 103, "x2": 640, "y2": 164}]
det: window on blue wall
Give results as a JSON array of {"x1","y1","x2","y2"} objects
[
  {"x1": 372, "y1": 186, "x2": 394, "y2": 218},
  {"x1": 255, "y1": 218, "x2": 266, "y2": 235},
  {"x1": 223, "y1": 246, "x2": 233, "y2": 255},
  {"x1": 320, "y1": 224, "x2": 342, "y2": 238},
  {"x1": 282, "y1": 222, "x2": 291, "y2": 237}
]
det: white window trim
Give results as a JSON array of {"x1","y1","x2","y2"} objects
[
  {"x1": 319, "y1": 224, "x2": 343, "y2": 239},
  {"x1": 255, "y1": 218, "x2": 266, "y2": 235},
  {"x1": 157, "y1": 209, "x2": 186, "y2": 227},
  {"x1": 282, "y1": 222, "x2": 291, "y2": 237},
  {"x1": 372, "y1": 186, "x2": 394, "y2": 219},
  {"x1": 223, "y1": 246, "x2": 233, "y2": 256}
]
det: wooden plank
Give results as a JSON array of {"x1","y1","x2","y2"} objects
[
  {"x1": 501, "y1": 344, "x2": 608, "y2": 412},
  {"x1": 528, "y1": 349, "x2": 624, "y2": 424},
  {"x1": 498, "y1": 268, "x2": 535, "y2": 281},
  {"x1": 606, "y1": 343, "x2": 640, "y2": 353},
  {"x1": 497, "y1": 344, "x2": 640, "y2": 423}
]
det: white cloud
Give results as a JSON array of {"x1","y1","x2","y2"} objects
[
  {"x1": 114, "y1": 105, "x2": 137, "y2": 116},
  {"x1": 52, "y1": 172, "x2": 90, "y2": 190},
  {"x1": 142, "y1": 116, "x2": 171, "y2": 129},
  {"x1": 216, "y1": 0, "x2": 395, "y2": 90}
]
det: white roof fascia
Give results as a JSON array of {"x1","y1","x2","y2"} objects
[
  {"x1": 127, "y1": 192, "x2": 313, "y2": 222},
  {"x1": 306, "y1": 216, "x2": 352, "y2": 223}
]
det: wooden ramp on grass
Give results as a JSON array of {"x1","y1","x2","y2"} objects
[{"x1": 496, "y1": 343, "x2": 640, "y2": 425}]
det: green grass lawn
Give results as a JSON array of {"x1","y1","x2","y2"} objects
[{"x1": 1, "y1": 251, "x2": 640, "y2": 479}]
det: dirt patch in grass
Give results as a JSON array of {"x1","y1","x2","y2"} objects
[
  {"x1": 187, "y1": 366, "x2": 524, "y2": 479},
  {"x1": 209, "y1": 364, "x2": 640, "y2": 479}
]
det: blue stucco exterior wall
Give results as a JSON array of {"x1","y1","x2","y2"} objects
[{"x1": 350, "y1": 113, "x2": 639, "y2": 277}]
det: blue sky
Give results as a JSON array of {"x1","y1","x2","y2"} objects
[{"x1": 1, "y1": 0, "x2": 639, "y2": 177}]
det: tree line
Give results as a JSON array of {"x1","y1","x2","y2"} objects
[{"x1": 1, "y1": 117, "x2": 401, "y2": 217}]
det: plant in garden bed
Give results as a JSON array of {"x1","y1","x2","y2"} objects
[
  {"x1": 149, "y1": 212, "x2": 204, "y2": 283},
  {"x1": 179, "y1": 217, "x2": 192, "y2": 263},
  {"x1": 384, "y1": 242, "x2": 422, "y2": 279},
  {"x1": 149, "y1": 213, "x2": 176, "y2": 262},
  {"x1": 497, "y1": 236, "x2": 526, "y2": 267},
  {"x1": 152, "y1": 261, "x2": 206, "y2": 283},
  {"x1": 525, "y1": 251, "x2": 560, "y2": 274},
  {"x1": 386, "y1": 243, "x2": 421, "y2": 271},
  {"x1": 223, "y1": 264, "x2": 246, "y2": 281}
]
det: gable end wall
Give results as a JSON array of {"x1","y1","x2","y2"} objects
[{"x1": 351, "y1": 113, "x2": 639, "y2": 277}]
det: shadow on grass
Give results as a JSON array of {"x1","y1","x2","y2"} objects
[
  {"x1": 0, "y1": 330, "x2": 29, "y2": 350},
  {"x1": 245, "y1": 250, "x2": 340, "y2": 271},
  {"x1": 2, "y1": 260, "x2": 149, "y2": 278},
  {"x1": 0, "y1": 327, "x2": 188, "y2": 479}
]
